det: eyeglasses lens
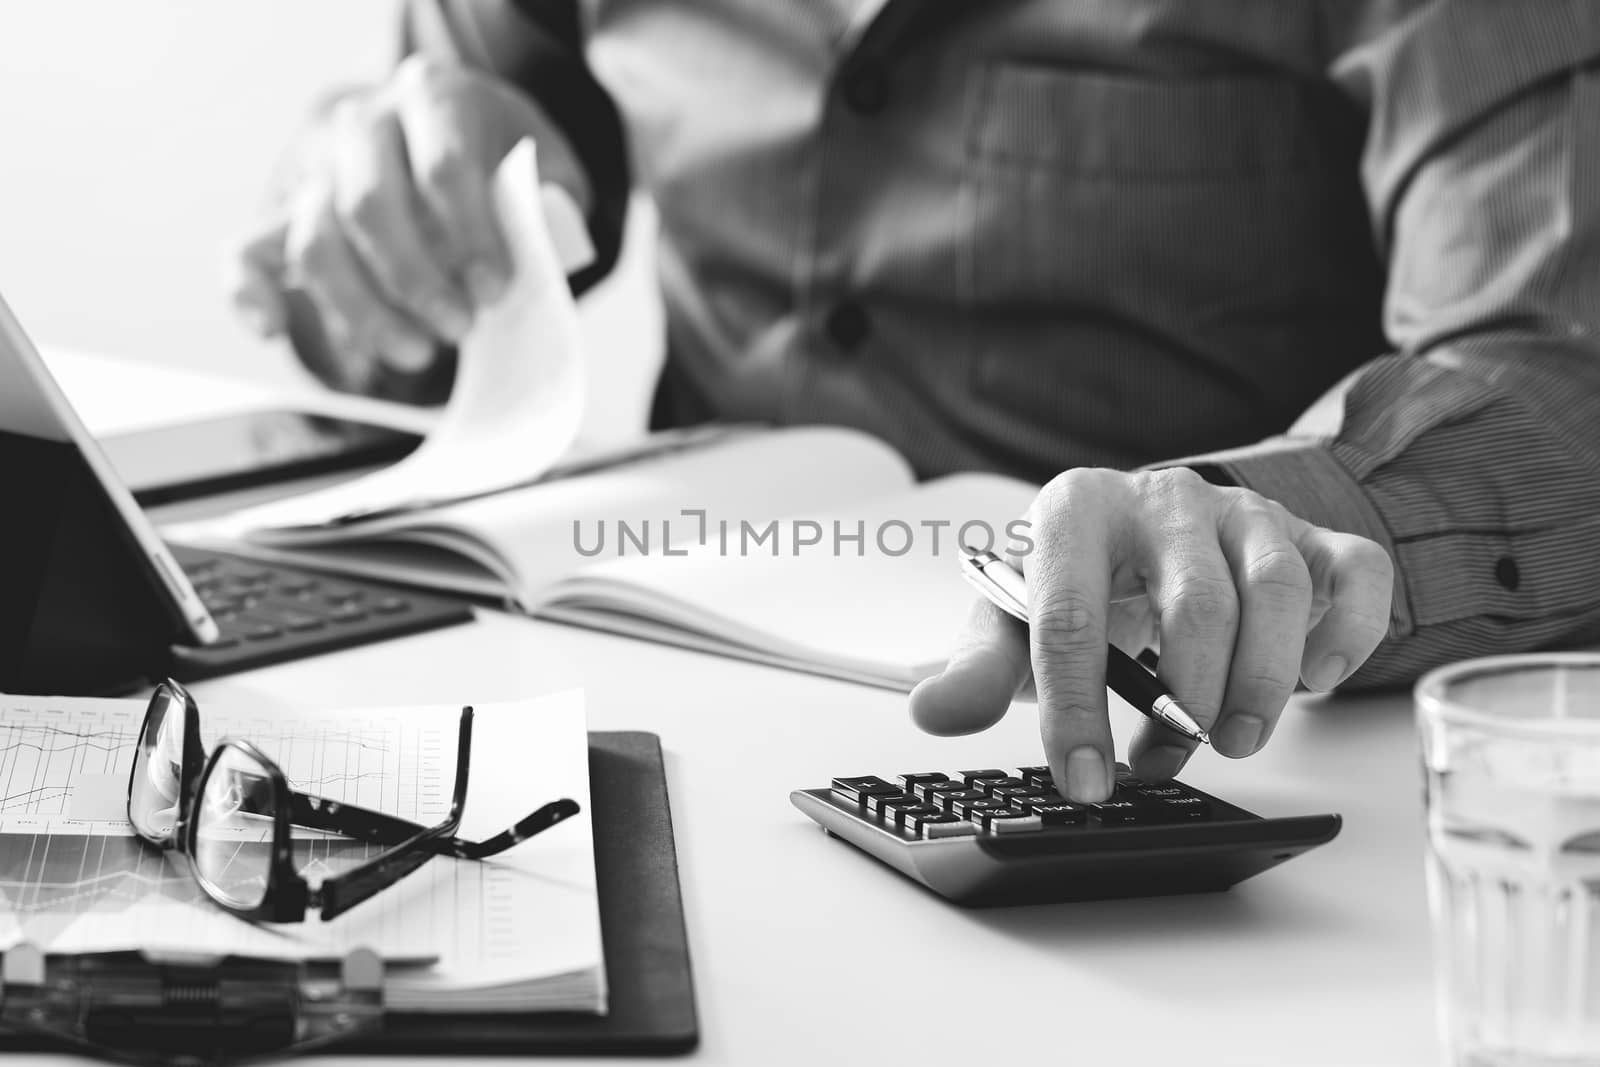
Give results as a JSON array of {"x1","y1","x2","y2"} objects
[
  {"x1": 129, "y1": 688, "x2": 186, "y2": 843},
  {"x1": 193, "y1": 746, "x2": 277, "y2": 911}
]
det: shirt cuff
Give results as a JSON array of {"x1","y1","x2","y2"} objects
[{"x1": 1161, "y1": 438, "x2": 1413, "y2": 639}]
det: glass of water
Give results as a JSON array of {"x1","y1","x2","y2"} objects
[{"x1": 1417, "y1": 653, "x2": 1600, "y2": 1066}]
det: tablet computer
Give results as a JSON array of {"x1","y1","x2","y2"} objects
[{"x1": 0, "y1": 290, "x2": 218, "y2": 650}]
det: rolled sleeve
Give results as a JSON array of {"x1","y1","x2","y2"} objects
[{"x1": 1166, "y1": 15, "x2": 1600, "y2": 688}]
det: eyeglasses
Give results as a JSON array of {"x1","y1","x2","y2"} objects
[{"x1": 128, "y1": 678, "x2": 579, "y2": 923}]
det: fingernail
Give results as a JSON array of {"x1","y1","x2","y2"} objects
[
  {"x1": 383, "y1": 332, "x2": 435, "y2": 372},
  {"x1": 466, "y1": 262, "x2": 508, "y2": 307},
  {"x1": 1214, "y1": 713, "x2": 1265, "y2": 758},
  {"x1": 1138, "y1": 744, "x2": 1189, "y2": 781},
  {"x1": 427, "y1": 297, "x2": 472, "y2": 343},
  {"x1": 1305, "y1": 654, "x2": 1350, "y2": 692},
  {"x1": 1065, "y1": 746, "x2": 1109, "y2": 803}
]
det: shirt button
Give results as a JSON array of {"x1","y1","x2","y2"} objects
[
  {"x1": 1495, "y1": 556, "x2": 1521, "y2": 591},
  {"x1": 841, "y1": 65, "x2": 888, "y2": 114},
  {"x1": 825, "y1": 301, "x2": 872, "y2": 352}
]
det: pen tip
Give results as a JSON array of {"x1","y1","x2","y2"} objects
[{"x1": 1195, "y1": 730, "x2": 1211, "y2": 746}]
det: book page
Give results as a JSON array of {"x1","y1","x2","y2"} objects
[
  {"x1": 536, "y1": 472, "x2": 1041, "y2": 687},
  {"x1": 199, "y1": 138, "x2": 592, "y2": 535},
  {"x1": 0, "y1": 690, "x2": 603, "y2": 1012},
  {"x1": 209, "y1": 426, "x2": 916, "y2": 605}
]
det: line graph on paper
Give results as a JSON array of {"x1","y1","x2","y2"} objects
[{"x1": 0, "y1": 696, "x2": 551, "y2": 966}]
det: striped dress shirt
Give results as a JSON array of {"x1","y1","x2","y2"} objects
[{"x1": 405, "y1": 0, "x2": 1600, "y2": 689}]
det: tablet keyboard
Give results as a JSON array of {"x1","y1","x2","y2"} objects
[
  {"x1": 165, "y1": 545, "x2": 473, "y2": 681},
  {"x1": 791, "y1": 763, "x2": 1341, "y2": 906}
]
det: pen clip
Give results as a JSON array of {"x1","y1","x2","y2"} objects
[{"x1": 959, "y1": 552, "x2": 1029, "y2": 624}]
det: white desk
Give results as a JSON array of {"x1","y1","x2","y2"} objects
[{"x1": 31, "y1": 350, "x2": 1442, "y2": 1065}]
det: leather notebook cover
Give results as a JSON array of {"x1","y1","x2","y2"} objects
[{"x1": 371, "y1": 729, "x2": 700, "y2": 1054}]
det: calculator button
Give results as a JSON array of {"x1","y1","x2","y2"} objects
[
  {"x1": 953, "y1": 798, "x2": 1010, "y2": 820},
  {"x1": 904, "y1": 810, "x2": 959, "y2": 834},
  {"x1": 976, "y1": 777, "x2": 1029, "y2": 796},
  {"x1": 1020, "y1": 798, "x2": 1089, "y2": 826},
  {"x1": 920, "y1": 818, "x2": 978, "y2": 839},
  {"x1": 1087, "y1": 792, "x2": 1162, "y2": 825},
  {"x1": 991, "y1": 785, "x2": 1048, "y2": 804},
  {"x1": 958, "y1": 769, "x2": 1010, "y2": 787},
  {"x1": 920, "y1": 782, "x2": 971, "y2": 803},
  {"x1": 899, "y1": 773, "x2": 950, "y2": 793},
  {"x1": 972, "y1": 809, "x2": 1043, "y2": 834},
  {"x1": 1017, "y1": 766, "x2": 1054, "y2": 789},
  {"x1": 932, "y1": 789, "x2": 987, "y2": 813},
  {"x1": 1128, "y1": 783, "x2": 1212, "y2": 820},
  {"x1": 832, "y1": 776, "x2": 901, "y2": 804},
  {"x1": 878, "y1": 798, "x2": 928, "y2": 825},
  {"x1": 870, "y1": 793, "x2": 921, "y2": 819}
]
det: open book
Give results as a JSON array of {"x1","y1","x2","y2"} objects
[{"x1": 179, "y1": 428, "x2": 1041, "y2": 690}]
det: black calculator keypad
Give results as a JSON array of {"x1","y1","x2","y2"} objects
[{"x1": 829, "y1": 764, "x2": 1211, "y2": 838}]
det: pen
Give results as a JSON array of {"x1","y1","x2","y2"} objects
[{"x1": 959, "y1": 549, "x2": 1211, "y2": 746}]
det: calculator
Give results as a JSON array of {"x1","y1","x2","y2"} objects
[{"x1": 791, "y1": 764, "x2": 1340, "y2": 906}]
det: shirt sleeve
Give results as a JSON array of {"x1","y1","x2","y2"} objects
[{"x1": 1167, "y1": 4, "x2": 1600, "y2": 689}]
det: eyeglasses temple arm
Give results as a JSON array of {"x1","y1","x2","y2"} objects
[
  {"x1": 289, "y1": 790, "x2": 581, "y2": 856},
  {"x1": 317, "y1": 811, "x2": 461, "y2": 921}
]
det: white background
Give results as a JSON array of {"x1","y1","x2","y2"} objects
[{"x1": 0, "y1": 0, "x2": 662, "y2": 441}]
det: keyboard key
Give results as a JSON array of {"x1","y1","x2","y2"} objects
[
  {"x1": 1127, "y1": 783, "x2": 1211, "y2": 820},
  {"x1": 975, "y1": 776, "x2": 1029, "y2": 796},
  {"x1": 1087, "y1": 793, "x2": 1161, "y2": 826},
  {"x1": 1019, "y1": 798, "x2": 1088, "y2": 826},
  {"x1": 888, "y1": 804, "x2": 941, "y2": 830},
  {"x1": 898, "y1": 772, "x2": 950, "y2": 793},
  {"x1": 905, "y1": 811, "x2": 972, "y2": 838},
  {"x1": 831, "y1": 776, "x2": 903, "y2": 805},
  {"x1": 991, "y1": 785, "x2": 1049, "y2": 804},
  {"x1": 919, "y1": 781, "x2": 971, "y2": 803},
  {"x1": 878, "y1": 798, "x2": 928, "y2": 825},
  {"x1": 930, "y1": 789, "x2": 987, "y2": 813},
  {"x1": 952, "y1": 798, "x2": 1009, "y2": 820},
  {"x1": 277, "y1": 577, "x2": 320, "y2": 596},
  {"x1": 971, "y1": 809, "x2": 1043, "y2": 834},
  {"x1": 865, "y1": 792, "x2": 915, "y2": 819},
  {"x1": 1017, "y1": 766, "x2": 1054, "y2": 789},
  {"x1": 374, "y1": 596, "x2": 411, "y2": 615},
  {"x1": 242, "y1": 623, "x2": 282, "y2": 642},
  {"x1": 330, "y1": 605, "x2": 370, "y2": 624},
  {"x1": 958, "y1": 769, "x2": 1010, "y2": 787}
]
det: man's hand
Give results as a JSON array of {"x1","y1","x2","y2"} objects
[
  {"x1": 226, "y1": 55, "x2": 592, "y2": 393},
  {"x1": 909, "y1": 468, "x2": 1393, "y2": 802}
]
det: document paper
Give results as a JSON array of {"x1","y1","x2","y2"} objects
[
  {"x1": 219, "y1": 137, "x2": 593, "y2": 532},
  {"x1": 0, "y1": 689, "x2": 605, "y2": 1013}
]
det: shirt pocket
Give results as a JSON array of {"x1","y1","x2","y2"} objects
[{"x1": 960, "y1": 63, "x2": 1379, "y2": 464}]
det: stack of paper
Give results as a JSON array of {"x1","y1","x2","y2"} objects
[{"x1": 0, "y1": 689, "x2": 605, "y2": 1014}]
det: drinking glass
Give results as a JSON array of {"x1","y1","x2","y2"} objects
[{"x1": 1417, "y1": 653, "x2": 1600, "y2": 1066}]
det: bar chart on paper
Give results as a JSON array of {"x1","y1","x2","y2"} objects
[{"x1": 0, "y1": 691, "x2": 608, "y2": 1014}]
